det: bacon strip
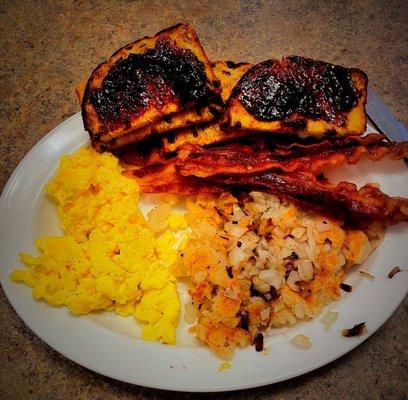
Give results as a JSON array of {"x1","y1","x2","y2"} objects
[
  {"x1": 125, "y1": 157, "x2": 408, "y2": 225},
  {"x1": 209, "y1": 171, "x2": 408, "y2": 225},
  {"x1": 123, "y1": 163, "x2": 220, "y2": 195},
  {"x1": 122, "y1": 132, "x2": 408, "y2": 225},
  {"x1": 177, "y1": 133, "x2": 408, "y2": 177},
  {"x1": 270, "y1": 132, "x2": 387, "y2": 152},
  {"x1": 116, "y1": 136, "x2": 167, "y2": 167}
]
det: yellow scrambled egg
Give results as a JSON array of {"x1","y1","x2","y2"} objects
[
  {"x1": 218, "y1": 361, "x2": 231, "y2": 372},
  {"x1": 10, "y1": 147, "x2": 187, "y2": 344}
]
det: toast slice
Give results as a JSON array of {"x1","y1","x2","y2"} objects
[
  {"x1": 162, "y1": 61, "x2": 252, "y2": 153},
  {"x1": 82, "y1": 23, "x2": 222, "y2": 149},
  {"x1": 77, "y1": 77, "x2": 217, "y2": 151},
  {"x1": 213, "y1": 61, "x2": 253, "y2": 103},
  {"x1": 221, "y1": 56, "x2": 367, "y2": 138}
]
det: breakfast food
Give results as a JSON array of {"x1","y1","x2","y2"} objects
[
  {"x1": 11, "y1": 147, "x2": 187, "y2": 344},
  {"x1": 128, "y1": 162, "x2": 221, "y2": 195},
  {"x1": 175, "y1": 133, "x2": 408, "y2": 177},
  {"x1": 134, "y1": 164, "x2": 408, "y2": 223},
  {"x1": 82, "y1": 23, "x2": 222, "y2": 150},
  {"x1": 162, "y1": 61, "x2": 253, "y2": 153},
  {"x1": 130, "y1": 145, "x2": 408, "y2": 226},
  {"x1": 208, "y1": 171, "x2": 408, "y2": 225},
  {"x1": 222, "y1": 56, "x2": 367, "y2": 138},
  {"x1": 10, "y1": 23, "x2": 408, "y2": 360},
  {"x1": 173, "y1": 191, "x2": 382, "y2": 359}
]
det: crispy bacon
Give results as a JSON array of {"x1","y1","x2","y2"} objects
[
  {"x1": 125, "y1": 156, "x2": 408, "y2": 225},
  {"x1": 122, "y1": 131, "x2": 408, "y2": 225},
  {"x1": 123, "y1": 163, "x2": 220, "y2": 195},
  {"x1": 177, "y1": 133, "x2": 408, "y2": 177},
  {"x1": 116, "y1": 135, "x2": 167, "y2": 167},
  {"x1": 208, "y1": 171, "x2": 408, "y2": 225},
  {"x1": 271, "y1": 132, "x2": 385, "y2": 152}
]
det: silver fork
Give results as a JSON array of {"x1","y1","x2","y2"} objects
[{"x1": 366, "y1": 85, "x2": 408, "y2": 142}]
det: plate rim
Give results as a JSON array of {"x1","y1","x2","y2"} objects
[{"x1": 1, "y1": 112, "x2": 407, "y2": 392}]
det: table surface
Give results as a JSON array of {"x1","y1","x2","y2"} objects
[{"x1": 1, "y1": 0, "x2": 407, "y2": 398}]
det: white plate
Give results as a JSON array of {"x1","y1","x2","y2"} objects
[{"x1": 1, "y1": 113, "x2": 407, "y2": 392}]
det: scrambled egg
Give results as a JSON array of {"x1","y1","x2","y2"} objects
[
  {"x1": 10, "y1": 147, "x2": 187, "y2": 344},
  {"x1": 218, "y1": 361, "x2": 231, "y2": 372}
]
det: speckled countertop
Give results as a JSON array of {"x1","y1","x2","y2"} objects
[{"x1": 1, "y1": 1, "x2": 407, "y2": 398}]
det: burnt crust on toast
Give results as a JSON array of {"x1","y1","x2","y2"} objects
[
  {"x1": 98, "y1": 104, "x2": 218, "y2": 150},
  {"x1": 221, "y1": 56, "x2": 368, "y2": 138},
  {"x1": 161, "y1": 61, "x2": 253, "y2": 153},
  {"x1": 82, "y1": 23, "x2": 222, "y2": 147}
]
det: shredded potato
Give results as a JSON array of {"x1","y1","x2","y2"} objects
[
  {"x1": 290, "y1": 334, "x2": 312, "y2": 349},
  {"x1": 178, "y1": 191, "x2": 380, "y2": 359}
]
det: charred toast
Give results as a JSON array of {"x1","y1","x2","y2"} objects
[
  {"x1": 162, "y1": 60, "x2": 252, "y2": 153},
  {"x1": 221, "y1": 56, "x2": 367, "y2": 138},
  {"x1": 82, "y1": 23, "x2": 222, "y2": 150}
]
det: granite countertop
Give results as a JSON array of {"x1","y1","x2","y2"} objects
[{"x1": 1, "y1": 1, "x2": 407, "y2": 398}]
